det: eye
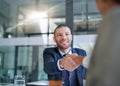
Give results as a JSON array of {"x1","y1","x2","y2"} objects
[
  {"x1": 57, "y1": 34, "x2": 62, "y2": 36},
  {"x1": 65, "y1": 33, "x2": 70, "y2": 36}
]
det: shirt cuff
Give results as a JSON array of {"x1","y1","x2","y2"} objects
[{"x1": 57, "y1": 59, "x2": 64, "y2": 71}]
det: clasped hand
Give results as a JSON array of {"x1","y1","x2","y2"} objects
[{"x1": 60, "y1": 53, "x2": 84, "y2": 71}]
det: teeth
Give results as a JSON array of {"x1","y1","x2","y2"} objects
[{"x1": 62, "y1": 41, "x2": 67, "y2": 44}]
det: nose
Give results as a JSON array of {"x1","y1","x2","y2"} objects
[{"x1": 62, "y1": 34, "x2": 67, "y2": 40}]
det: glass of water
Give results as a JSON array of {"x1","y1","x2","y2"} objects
[{"x1": 14, "y1": 75, "x2": 25, "y2": 86}]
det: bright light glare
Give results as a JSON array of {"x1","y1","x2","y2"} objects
[
  {"x1": 27, "y1": 11, "x2": 48, "y2": 19},
  {"x1": 38, "y1": 19, "x2": 48, "y2": 44}
]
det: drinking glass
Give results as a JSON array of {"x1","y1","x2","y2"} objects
[{"x1": 14, "y1": 75, "x2": 25, "y2": 86}]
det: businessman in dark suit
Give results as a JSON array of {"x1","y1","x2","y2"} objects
[{"x1": 43, "y1": 24, "x2": 87, "y2": 86}]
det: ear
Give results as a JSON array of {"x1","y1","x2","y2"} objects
[{"x1": 70, "y1": 34, "x2": 72, "y2": 41}]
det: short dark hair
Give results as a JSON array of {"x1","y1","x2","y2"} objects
[{"x1": 54, "y1": 24, "x2": 71, "y2": 35}]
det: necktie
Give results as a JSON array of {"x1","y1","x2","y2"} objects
[
  {"x1": 62, "y1": 54, "x2": 69, "y2": 86},
  {"x1": 62, "y1": 54, "x2": 79, "y2": 86}
]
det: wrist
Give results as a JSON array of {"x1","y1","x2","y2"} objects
[{"x1": 60, "y1": 59, "x2": 64, "y2": 69}]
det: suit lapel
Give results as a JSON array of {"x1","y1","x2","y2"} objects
[
  {"x1": 71, "y1": 48, "x2": 76, "y2": 53},
  {"x1": 53, "y1": 47, "x2": 63, "y2": 60}
]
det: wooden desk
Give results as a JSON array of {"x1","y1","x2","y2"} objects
[
  {"x1": 49, "y1": 80, "x2": 62, "y2": 86},
  {"x1": 26, "y1": 80, "x2": 63, "y2": 86}
]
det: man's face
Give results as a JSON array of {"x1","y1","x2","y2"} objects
[{"x1": 53, "y1": 26, "x2": 72, "y2": 50}]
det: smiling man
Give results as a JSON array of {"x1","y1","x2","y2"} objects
[{"x1": 43, "y1": 24, "x2": 87, "y2": 86}]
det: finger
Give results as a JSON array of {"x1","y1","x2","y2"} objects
[
  {"x1": 71, "y1": 53, "x2": 78, "y2": 56},
  {"x1": 74, "y1": 56, "x2": 84, "y2": 65},
  {"x1": 64, "y1": 64, "x2": 79, "y2": 71},
  {"x1": 64, "y1": 58, "x2": 77, "y2": 68}
]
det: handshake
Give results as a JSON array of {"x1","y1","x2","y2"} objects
[{"x1": 60, "y1": 53, "x2": 84, "y2": 71}]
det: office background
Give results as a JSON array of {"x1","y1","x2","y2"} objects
[{"x1": 0, "y1": 0, "x2": 100, "y2": 83}]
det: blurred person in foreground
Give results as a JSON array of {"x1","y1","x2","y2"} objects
[
  {"x1": 43, "y1": 24, "x2": 87, "y2": 86},
  {"x1": 86, "y1": 0, "x2": 120, "y2": 86}
]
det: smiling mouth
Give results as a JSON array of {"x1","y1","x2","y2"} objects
[{"x1": 61, "y1": 41, "x2": 68, "y2": 45}]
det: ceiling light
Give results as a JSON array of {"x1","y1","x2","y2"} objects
[{"x1": 27, "y1": 11, "x2": 48, "y2": 20}]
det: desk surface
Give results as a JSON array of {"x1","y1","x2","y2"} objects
[
  {"x1": 26, "y1": 81, "x2": 49, "y2": 86},
  {"x1": 0, "y1": 83, "x2": 14, "y2": 86},
  {"x1": 0, "y1": 80, "x2": 63, "y2": 86}
]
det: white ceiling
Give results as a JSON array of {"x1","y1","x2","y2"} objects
[
  {"x1": 1, "y1": 0, "x2": 100, "y2": 35},
  {"x1": 4, "y1": 0, "x2": 98, "y2": 18}
]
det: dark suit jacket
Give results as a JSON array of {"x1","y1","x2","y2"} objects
[{"x1": 43, "y1": 47, "x2": 87, "y2": 86}]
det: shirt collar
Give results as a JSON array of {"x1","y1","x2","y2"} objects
[{"x1": 58, "y1": 48, "x2": 72, "y2": 56}]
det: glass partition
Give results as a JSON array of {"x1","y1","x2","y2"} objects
[{"x1": 0, "y1": 45, "x2": 49, "y2": 83}]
